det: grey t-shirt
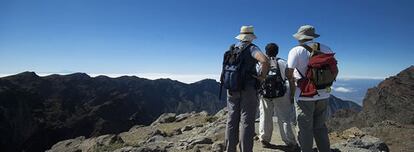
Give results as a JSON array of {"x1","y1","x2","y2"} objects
[{"x1": 235, "y1": 41, "x2": 262, "y2": 58}]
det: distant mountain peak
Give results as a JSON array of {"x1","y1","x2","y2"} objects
[
  {"x1": 395, "y1": 65, "x2": 413, "y2": 79},
  {"x1": 65, "y1": 72, "x2": 91, "y2": 79},
  {"x1": 192, "y1": 78, "x2": 218, "y2": 84},
  {"x1": 14, "y1": 71, "x2": 39, "y2": 78}
]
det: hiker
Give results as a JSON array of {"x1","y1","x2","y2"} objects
[
  {"x1": 258, "y1": 43, "x2": 298, "y2": 149},
  {"x1": 220, "y1": 25, "x2": 270, "y2": 152},
  {"x1": 287, "y1": 25, "x2": 338, "y2": 152}
]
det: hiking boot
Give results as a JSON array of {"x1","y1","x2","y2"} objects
[{"x1": 260, "y1": 141, "x2": 272, "y2": 148}]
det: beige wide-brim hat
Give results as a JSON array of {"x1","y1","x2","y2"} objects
[
  {"x1": 293, "y1": 25, "x2": 320, "y2": 40},
  {"x1": 235, "y1": 25, "x2": 257, "y2": 41}
]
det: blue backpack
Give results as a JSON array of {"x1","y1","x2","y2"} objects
[{"x1": 219, "y1": 43, "x2": 258, "y2": 98}]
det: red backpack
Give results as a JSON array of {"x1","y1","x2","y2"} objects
[{"x1": 297, "y1": 43, "x2": 338, "y2": 97}]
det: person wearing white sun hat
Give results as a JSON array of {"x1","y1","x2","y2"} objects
[{"x1": 222, "y1": 25, "x2": 269, "y2": 152}]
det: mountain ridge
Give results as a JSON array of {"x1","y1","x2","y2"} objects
[
  {"x1": 0, "y1": 71, "x2": 362, "y2": 152},
  {"x1": 0, "y1": 72, "x2": 224, "y2": 152}
]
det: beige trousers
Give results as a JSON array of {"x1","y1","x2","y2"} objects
[{"x1": 258, "y1": 94, "x2": 297, "y2": 146}]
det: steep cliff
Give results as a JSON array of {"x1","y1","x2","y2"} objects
[
  {"x1": 359, "y1": 66, "x2": 414, "y2": 126},
  {"x1": 327, "y1": 66, "x2": 414, "y2": 151}
]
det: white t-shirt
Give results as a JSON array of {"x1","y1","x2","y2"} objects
[{"x1": 287, "y1": 41, "x2": 333, "y2": 101}]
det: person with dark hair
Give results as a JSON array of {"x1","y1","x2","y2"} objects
[
  {"x1": 265, "y1": 43, "x2": 279, "y2": 57},
  {"x1": 258, "y1": 43, "x2": 298, "y2": 150}
]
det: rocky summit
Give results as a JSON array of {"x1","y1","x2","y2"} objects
[
  {"x1": 47, "y1": 110, "x2": 227, "y2": 152},
  {"x1": 48, "y1": 108, "x2": 389, "y2": 152}
]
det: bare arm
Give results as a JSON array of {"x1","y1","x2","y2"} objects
[
  {"x1": 286, "y1": 68, "x2": 295, "y2": 103},
  {"x1": 254, "y1": 52, "x2": 270, "y2": 81}
]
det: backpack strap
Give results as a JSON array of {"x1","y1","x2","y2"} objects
[
  {"x1": 276, "y1": 58, "x2": 289, "y2": 81},
  {"x1": 300, "y1": 44, "x2": 313, "y2": 53},
  {"x1": 296, "y1": 68, "x2": 305, "y2": 79},
  {"x1": 275, "y1": 58, "x2": 283, "y2": 80},
  {"x1": 301, "y1": 42, "x2": 324, "y2": 57},
  {"x1": 316, "y1": 42, "x2": 320, "y2": 50}
]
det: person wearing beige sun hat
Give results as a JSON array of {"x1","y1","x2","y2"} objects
[
  {"x1": 292, "y1": 25, "x2": 320, "y2": 40},
  {"x1": 287, "y1": 25, "x2": 335, "y2": 152},
  {"x1": 235, "y1": 25, "x2": 257, "y2": 42},
  {"x1": 221, "y1": 25, "x2": 269, "y2": 152}
]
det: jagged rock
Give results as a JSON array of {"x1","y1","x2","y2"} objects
[
  {"x1": 176, "y1": 113, "x2": 192, "y2": 122},
  {"x1": 46, "y1": 136, "x2": 86, "y2": 152},
  {"x1": 211, "y1": 142, "x2": 225, "y2": 152},
  {"x1": 194, "y1": 124, "x2": 204, "y2": 128},
  {"x1": 332, "y1": 135, "x2": 389, "y2": 152},
  {"x1": 145, "y1": 135, "x2": 165, "y2": 143},
  {"x1": 214, "y1": 108, "x2": 228, "y2": 118},
  {"x1": 331, "y1": 144, "x2": 372, "y2": 152},
  {"x1": 193, "y1": 145, "x2": 201, "y2": 152},
  {"x1": 181, "y1": 125, "x2": 194, "y2": 132},
  {"x1": 172, "y1": 128, "x2": 182, "y2": 135},
  {"x1": 113, "y1": 146, "x2": 143, "y2": 152},
  {"x1": 340, "y1": 127, "x2": 365, "y2": 138},
  {"x1": 204, "y1": 123, "x2": 226, "y2": 137},
  {"x1": 331, "y1": 127, "x2": 389, "y2": 152},
  {"x1": 113, "y1": 146, "x2": 167, "y2": 152},
  {"x1": 189, "y1": 137, "x2": 213, "y2": 145},
  {"x1": 151, "y1": 113, "x2": 177, "y2": 126},
  {"x1": 47, "y1": 134, "x2": 124, "y2": 152},
  {"x1": 150, "y1": 129, "x2": 165, "y2": 137}
]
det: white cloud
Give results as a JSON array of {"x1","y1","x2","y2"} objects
[
  {"x1": 336, "y1": 75, "x2": 385, "y2": 80},
  {"x1": 332, "y1": 87, "x2": 354, "y2": 93}
]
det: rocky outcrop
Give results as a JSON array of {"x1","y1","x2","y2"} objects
[
  {"x1": 0, "y1": 72, "x2": 225, "y2": 152},
  {"x1": 48, "y1": 110, "x2": 228, "y2": 152},
  {"x1": 49, "y1": 108, "x2": 390, "y2": 152},
  {"x1": 359, "y1": 66, "x2": 414, "y2": 126},
  {"x1": 330, "y1": 127, "x2": 389, "y2": 152},
  {"x1": 327, "y1": 66, "x2": 414, "y2": 151}
]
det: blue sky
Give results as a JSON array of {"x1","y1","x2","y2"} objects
[{"x1": 0, "y1": 0, "x2": 413, "y2": 82}]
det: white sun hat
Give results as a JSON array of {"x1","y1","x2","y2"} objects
[{"x1": 235, "y1": 25, "x2": 257, "y2": 42}]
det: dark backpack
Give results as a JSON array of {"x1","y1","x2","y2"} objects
[
  {"x1": 298, "y1": 43, "x2": 339, "y2": 97},
  {"x1": 259, "y1": 58, "x2": 287, "y2": 98},
  {"x1": 219, "y1": 43, "x2": 257, "y2": 94}
]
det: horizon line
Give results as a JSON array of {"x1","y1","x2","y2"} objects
[{"x1": 0, "y1": 72, "x2": 387, "y2": 84}]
